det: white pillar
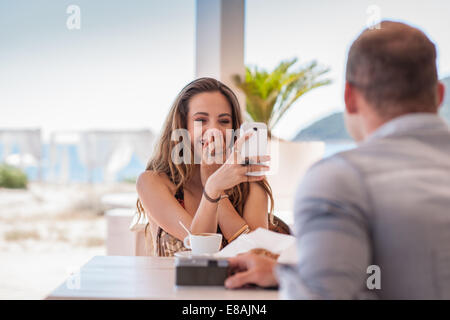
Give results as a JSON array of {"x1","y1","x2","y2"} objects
[{"x1": 195, "y1": 0, "x2": 246, "y2": 112}]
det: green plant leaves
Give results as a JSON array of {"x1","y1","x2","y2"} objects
[
  {"x1": 233, "y1": 57, "x2": 331, "y2": 133},
  {"x1": 0, "y1": 163, "x2": 28, "y2": 189}
]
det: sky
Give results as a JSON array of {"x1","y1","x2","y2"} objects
[{"x1": 2, "y1": 0, "x2": 450, "y2": 141}]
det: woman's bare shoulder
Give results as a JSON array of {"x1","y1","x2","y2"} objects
[
  {"x1": 248, "y1": 181, "x2": 268, "y2": 198},
  {"x1": 136, "y1": 170, "x2": 175, "y2": 193}
]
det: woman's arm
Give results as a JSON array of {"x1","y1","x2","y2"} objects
[
  {"x1": 242, "y1": 182, "x2": 269, "y2": 230},
  {"x1": 217, "y1": 182, "x2": 269, "y2": 241},
  {"x1": 136, "y1": 171, "x2": 220, "y2": 241}
]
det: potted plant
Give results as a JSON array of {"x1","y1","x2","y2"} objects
[{"x1": 233, "y1": 57, "x2": 331, "y2": 137}]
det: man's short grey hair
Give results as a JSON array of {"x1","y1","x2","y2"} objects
[{"x1": 346, "y1": 20, "x2": 438, "y2": 118}]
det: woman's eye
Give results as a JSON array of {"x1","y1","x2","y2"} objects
[
  {"x1": 194, "y1": 118, "x2": 207, "y2": 122},
  {"x1": 220, "y1": 120, "x2": 230, "y2": 124}
]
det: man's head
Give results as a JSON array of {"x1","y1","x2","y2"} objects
[{"x1": 344, "y1": 20, "x2": 445, "y2": 142}]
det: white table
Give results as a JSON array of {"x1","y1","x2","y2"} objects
[{"x1": 46, "y1": 256, "x2": 279, "y2": 300}]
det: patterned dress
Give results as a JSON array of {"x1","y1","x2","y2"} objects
[{"x1": 155, "y1": 187, "x2": 228, "y2": 257}]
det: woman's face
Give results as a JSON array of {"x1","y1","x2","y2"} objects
[{"x1": 186, "y1": 91, "x2": 234, "y2": 158}]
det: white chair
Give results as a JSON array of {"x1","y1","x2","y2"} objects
[
  {"x1": 105, "y1": 208, "x2": 137, "y2": 256},
  {"x1": 103, "y1": 192, "x2": 152, "y2": 256},
  {"x1": 129, "y1": 210, "x2": 154, "y2": 256}
]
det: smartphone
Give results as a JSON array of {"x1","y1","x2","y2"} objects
[
  {"x1": 239, "y1": 122, "x2": 268, "y2": 176},
  {"x1": 175, "y1": 257, "x2": 229, "y2": 286}
]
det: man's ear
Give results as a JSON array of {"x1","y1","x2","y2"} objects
[
  {"x1": 437, "y1": 81, "x2": 445, "y2": 109},
  {"x1": 344, "y1": 82, "x2": 359, "y2": 114}
]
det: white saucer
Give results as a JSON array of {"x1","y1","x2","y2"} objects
[{"x1": 174, "y1": 250, "x2": 216, "y2": 258}]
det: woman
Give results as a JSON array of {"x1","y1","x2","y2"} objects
[{"x1": 136, "y1": 77, "x2": 274, "y2": 257}]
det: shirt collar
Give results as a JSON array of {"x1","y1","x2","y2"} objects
[{"x1": 365, "y1": 112, "x2": 449, "y2": 143}]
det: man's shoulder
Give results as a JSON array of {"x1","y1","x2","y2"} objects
[
  {"x1": 293, "y1": 149, "x2": 372, "y2": 232},
  {"x1": 303, "y1": 150, "x2": 362, "y2": 182},
  {"x1": 295, "y1": 150, "x2": 369, "y2": 208},
  {"x1": 309, "y1": 142, "x2": 378, "y2": 177}
]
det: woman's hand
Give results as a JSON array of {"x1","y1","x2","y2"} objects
[
  {"x1": 204, "y1": 130, "x2": 270, "y2": 198},
  {"x1": 200, "y1": 129, "x2": 226, "y2": 186}
]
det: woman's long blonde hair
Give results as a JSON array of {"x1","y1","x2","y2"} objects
[{"x1": 136, "y1": 77, "x2": 274, "y2": 237}]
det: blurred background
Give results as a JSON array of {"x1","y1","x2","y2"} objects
[{"x1": 1, "y1": 0, "x2": 449, "y2": 299}]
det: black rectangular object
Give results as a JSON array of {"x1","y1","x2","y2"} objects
[{"x1": 175, "y1": 257, "x2": 229, "y2": 286}]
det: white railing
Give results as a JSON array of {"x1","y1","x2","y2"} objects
[{"x1": 0, "y1": 129, "x2": 155, "y2": 184}]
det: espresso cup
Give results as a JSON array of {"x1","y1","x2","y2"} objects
[{"x1": 183, "y1": 233, "x2": 223, "y2": 254}]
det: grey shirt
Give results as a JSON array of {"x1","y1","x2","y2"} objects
[{"x1": 277, "y1": 113, "x2": 450, "y2": 299}]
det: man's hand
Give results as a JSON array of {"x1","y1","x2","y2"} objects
[{"x1": 225, "y1": 252, "x2": 278, "y2": 289}]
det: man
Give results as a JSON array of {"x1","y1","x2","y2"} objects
[{"x1": 224, "y1": 20, "x2": 450, "y2": 299}]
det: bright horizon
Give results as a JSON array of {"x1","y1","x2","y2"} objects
[{"x1": 2, "y1": 0, "x2": 450, "y2": 142}]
